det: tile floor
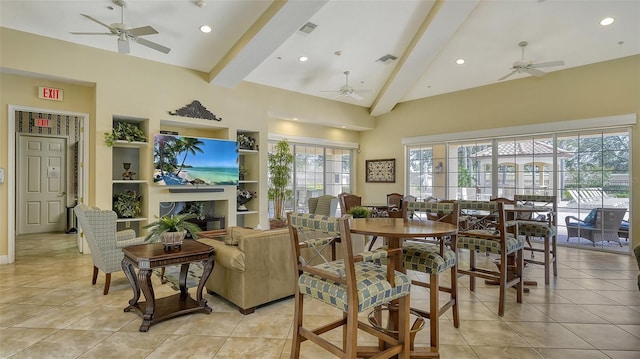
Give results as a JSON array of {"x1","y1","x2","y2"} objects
[{"x1": 1, "y1": 232, "x2": 639, "y2": 358}]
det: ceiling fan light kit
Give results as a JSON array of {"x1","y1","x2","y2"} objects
[
  {"x1": 497, "y1": 41, "x2": 565, "y2": 81},
  {"x1": 320, "y1": 71, "x2": 370, "y2": 101},
  {"x1": 70, "y1": 0, "x2": 171, "y2": 55}
]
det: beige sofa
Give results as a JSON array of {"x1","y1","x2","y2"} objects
[{"x1": 199, "y1": 227, "x2": 296, "y2": 314}]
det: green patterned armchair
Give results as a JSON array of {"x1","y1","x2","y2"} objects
[{"x1": 74, "y1": 204, "x2": 146, "y2": 294}]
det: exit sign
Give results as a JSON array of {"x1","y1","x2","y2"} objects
[
  {"x1": 35, "y1": 118, "x2": 51, "y2": 128},
  {"x1": 38, "y1": 86, "x2": 64, "y2": 101}
]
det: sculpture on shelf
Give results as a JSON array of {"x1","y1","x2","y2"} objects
[
  {"x1": 237, "y1": 189, "x2": 255, "y2": 211},
  {"x1": 168, "y1": 100, "x2": 222, "y2": 121},
  {"x1": 122, "y1": 162, "x2": 136, "y2": 180}
]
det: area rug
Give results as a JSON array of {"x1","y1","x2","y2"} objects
[{"x1": 153, "y1": 263, "x2": 204, "y2": 291}]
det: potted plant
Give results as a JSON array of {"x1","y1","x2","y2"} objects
[
  {"x1": 104, "y1": 121, "x2": 147, "y2": 146},
  {"x1": 113, "y1": 191, "x2": 142, "y2": 218},
  {"x1": 144, "y1": 213, "x2": 202, "y2": 250},
  {"x1": 348, "y1": 206, "x2": 371, "y2": 218},
  {"x1": 237, "y1": 133, "x2": 256, "y2": 150},
  {"x1": 268, "y1": 139, "x2": 294, "y2": 228}
]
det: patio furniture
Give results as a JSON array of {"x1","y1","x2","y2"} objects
[
  {"x1": 565, "y1": 208, "x2": 627, "y2": 246},
  {"x1": 74, "y1": 204, "x2": 146, "y2": 294}
]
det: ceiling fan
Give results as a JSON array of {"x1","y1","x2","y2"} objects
[
  {"x1": 498, "y1": 41, "x2": 564, "y2": 81},
  {"x1": 321, "y1": 71, "x2": 369, "y2": 100},
  {"x1": 70, "y1": 0, "x2": 170, "y2": 55}
]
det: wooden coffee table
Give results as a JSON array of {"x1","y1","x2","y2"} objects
[{"x1": 121, "y1": 240, "x2": 215, "y2": 332}]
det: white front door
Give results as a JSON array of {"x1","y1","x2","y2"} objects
[{"x1": 17, "y1": 135, "x2": 67, "y2": 234}]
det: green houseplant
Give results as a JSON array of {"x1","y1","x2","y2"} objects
[
  {"x1": 113, "y1": 191, "x2": 142, "y2": 218},
  {"x1": 104, "y1": 122, "x2": 147, "y2": 146},
  {"x1": 348, "y1": 206, "x2": 371, "y2": 218},
  {"x1": 144, "y1": 213, "x2": 202, "y2": 249},
  {"x1": 268, "y1": 140, "x2": 294, "y2": 226}
]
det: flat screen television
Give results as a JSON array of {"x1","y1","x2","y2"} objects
[{"x1": 153, "y1": 134, "x2": 238, "y2": 186}]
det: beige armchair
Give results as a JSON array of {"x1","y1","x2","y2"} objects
[
  {"x1": 307, "y1": 195, "x2": 338, "y2": 216},
  {"x1": 74, "y1": 204, "x2": 146, "y2": 294}
]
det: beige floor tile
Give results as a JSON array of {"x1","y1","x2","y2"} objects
[
  {"x1": 457, "y1": 320, "x2": 529, "y2": 347},
  {"x1": 8, "y1": 329, "x2": 112, "y2": 359},
  {"x1": 470, "y1": 345, "x2": 543, "y2": 359},
  {"x1": 535, "y1": 348, "x2": 610, "y2": 359},
  {"x1": 230, "y1": 313, "x2": 293, "y2": 339},
  {"x1": 617, "y1": 324, "x2": 640, "y2": 338},
  {"x1": 0, "y1": 327, "x2": 57, "y2": 358},
  {"x1": 506, "y1": 321, "x2": 594, "y2": 349},
  {"x1": 214, "y1": 337, "x2": 286, "y2": 359},
  {"x1": 581, "y1": 304, "x2": 640, "y2": 325},
  {"x1": 531, "y1": 303, "x2": 609, "y2": 324},
  {"x1": 0, "y1": 304, "x2": 55, "y2": 327},
  {"x1": 438, "y1": 344, "x2": 479, "y2": 359},
  {"x1": 562, "y1": 323, "x2": 640, "y2": 351},
  {"x1": 554, "y1": 289, "x2": 618, "y2": 305},
  {"x1": 601, "y1": 350, "x2": 640, "y2": 358},
  {"x1": 146, "y1": 334, "x2": 226, "y2": 359},
  {"x1": 13, "y1": 305, "x2": 99, "y2": 329}
]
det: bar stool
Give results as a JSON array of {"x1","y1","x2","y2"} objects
[{"x1": 287, "y1": 212, "x2": 411, "y2": 359}]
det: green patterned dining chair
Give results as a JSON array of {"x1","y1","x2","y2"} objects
[
  {"x1": 287, "y1": 212, "x2": 411, "y2": 359},
  {"x1": 457, "y1": 200, "x2": 524, "y2": 316}
]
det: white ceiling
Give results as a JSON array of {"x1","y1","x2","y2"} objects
[{"x1": 1, "y1": 0, "x2": 639, "y2": 117}]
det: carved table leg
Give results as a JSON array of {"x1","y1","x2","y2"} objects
[
  {"x1": 138, "y1": 268, "x2": 155, "y2": 332},
  {"x1": 196, "y1": 256, "x2": 215, "y2": 312},
  {"x1": 179, "y1": 263, "x2": 189, "y2": 296},
  {"x1": 121, "y1": 258, "x2": 140, "y2": 308}
]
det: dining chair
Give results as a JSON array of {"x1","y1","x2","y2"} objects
[
  {"x1": 513, "y1": 194, "x2": 558, "y2": 285},
  {"x1": 386, "y1": 192, "x2": 404, "y2": 210},
  {"x1": 457, "y1": 200, "x2": 524, "y2": 316},
  {"x1": 287, "y1": 212, "x2": 411, "y2": 359},
  {"x1": 399, "y1": 200, "x2": 460, "y2": 353},
  {"x1": 338, "y1": 193, "x2": 362, "y2": 214}
]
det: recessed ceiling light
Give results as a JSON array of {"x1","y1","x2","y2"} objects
[
  {"x1": 298, "y1": 56, "x2": 308, "y2": 62},
  {"x1": 600, "y1": 17, "x2": 615, "y2": 26},
  {"x1": 199, "y1": 25, "x2": 212, "y2": 33},
  {"x1": 456, "y1": 58, "x2": 465, "y2": 65}
]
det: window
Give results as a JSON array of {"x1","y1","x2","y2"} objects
[
  {"x1": 268, "y1": 141, "x2": 353, "y2": 217},
  {"x1": 406, "y1": 127, "x2": 631, "y2": 253}
]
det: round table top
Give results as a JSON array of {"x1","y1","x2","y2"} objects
[{"x1": 349, "y1": 217, "x2": 457, "y2": 238}]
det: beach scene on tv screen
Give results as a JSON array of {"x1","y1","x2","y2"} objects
[{"x1": 153, "y1": 134, "x2": 239, "y2": 186}]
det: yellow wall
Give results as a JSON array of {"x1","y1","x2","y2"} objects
[{"x1": 1, "y1": 27, "x2": 638, "y2": 258}]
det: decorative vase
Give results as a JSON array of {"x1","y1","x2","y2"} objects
[{"x1": 162, "y1": 230, "x2": 186, "y2": 250}]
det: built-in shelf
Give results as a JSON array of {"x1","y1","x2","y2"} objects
[
  {"x1": 168, "y1": 187, "x2": 225, "y2": 193},
  {"x1": 113, "y1": 140, "x2": 147, "y2": 148},
  {"x1": 238, "y1": 180, "x2": 258, "y2": 184},
  {"x1": 237, "y1": 211, "x2": 258, "y2": 215},
  {"x1": 239, "y1": 149, "x2": 258, "y2": 154},
  {"x1": 113, "y1": 180, "x2": 147, "y2": 184},
  {"x1": 116, "y1": 217, "x2": 148, "y2": 223}
]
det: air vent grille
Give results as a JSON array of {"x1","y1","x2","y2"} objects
[
  {"x1": 298, "y1": 22, "x2": 317, "y2": 35},
  {"x1": 376, "y1": 54, "x2": 397, "y2": 64}
]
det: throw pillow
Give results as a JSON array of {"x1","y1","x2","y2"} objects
[{"x1": 582, "y1": 208, "x2": 598, "y2": 225}]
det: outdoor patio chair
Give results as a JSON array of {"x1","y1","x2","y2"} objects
[
  {"x1": 565, "y1": 208, "x2": 627, "y2": 246},
  {"x1": 307, "y1": 195, "x2": 338, "y2": 216}
]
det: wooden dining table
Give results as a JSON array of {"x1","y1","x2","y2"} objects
[{"x1": 349, "y1": 217, "x2": 458, "y2": 359}]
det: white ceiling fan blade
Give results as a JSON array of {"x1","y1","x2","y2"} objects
[
  {"x1": 79, "y1": 14, "x2": 116, "y2": 32},
  {"x1": 118, "y1": 37, "x2": 130, "y2": 54},
  {"x1": 69, "y1": 32, "x2": 113, "y2": 35},
  {"x1": 497, "y1": 69, "x2": 518, "y2": 81},
  {"x1": 128, "y1": 26, "x2": 158, "y2": 37},
  {"x1": 135, "y1": 37, "x2": 171, "y2": 54},
  {"x1": 525, "y1": 68, "x2": 546, "y2": 77},
  {"x1": 530, "y1": 60, "x2": 565, "y2": 68},
  {"x1": 348, "y1": 92, "x2": 364, "y2": 101}
]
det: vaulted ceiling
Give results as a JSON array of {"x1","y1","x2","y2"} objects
[{"x1": 1, "y1": 0, "x2": 638, "y2": 117}]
